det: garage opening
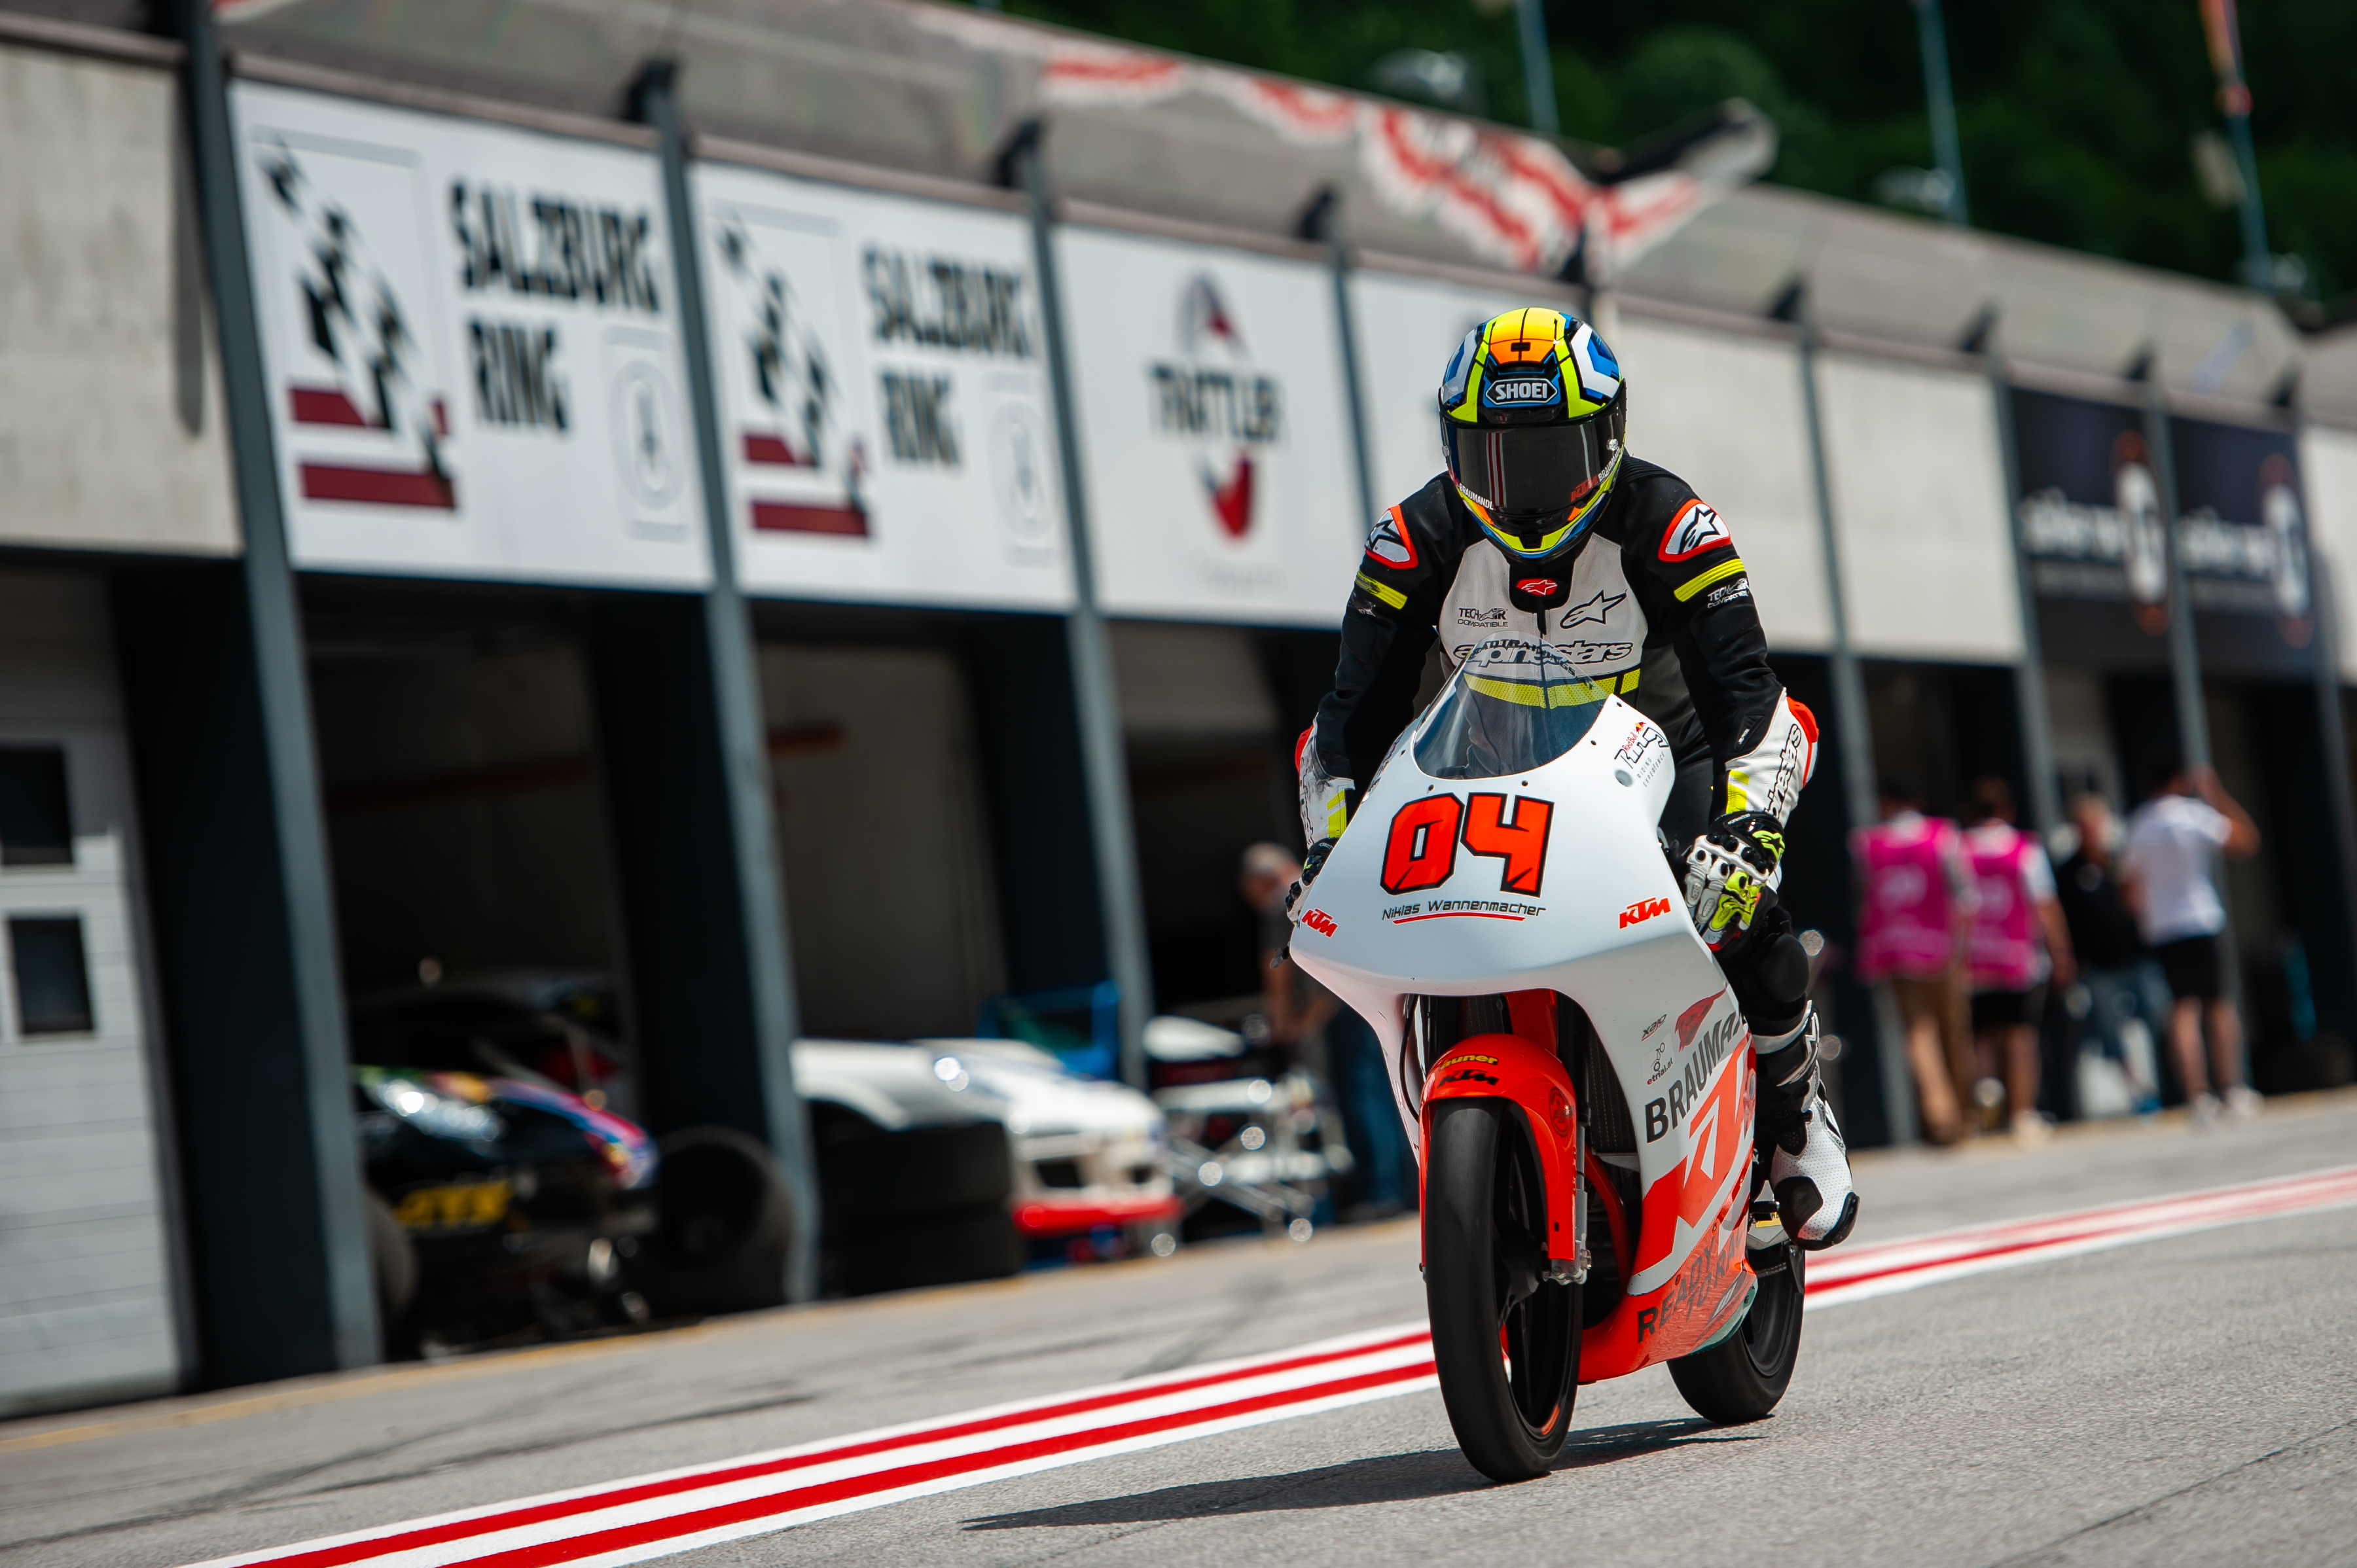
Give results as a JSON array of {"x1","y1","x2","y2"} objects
[
  {"x1": 304, "y1": 578, "x2": 625, "y2": 1005},
  {"x1": 753, "y1": 607, "x2": 1007, "y2": 1041}
]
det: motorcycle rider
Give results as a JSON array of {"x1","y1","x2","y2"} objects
[{"x1": 1289, "y1": 306, "x2": 1857, "y2": 1250}]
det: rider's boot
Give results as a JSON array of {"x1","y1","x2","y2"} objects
[{"x1": 1754, "y1": 1003, "x2": 1858, "y2": 1250}]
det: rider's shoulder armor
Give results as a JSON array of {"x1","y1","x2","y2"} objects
[
  {"x1": 1594, "y1": 459, "x2": 1745, "y2": 603},
  {"x1": 1348, "y1": 474, "x2": 1468, "y2": 617}
]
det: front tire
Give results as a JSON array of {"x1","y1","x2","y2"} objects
[
  {"x1": 1667, "y1": 1242, "x2": 1805, "y2": 1423},
  {"x1": 1424, "y1": 1099, "x2": 1579, "y2": 1481}
]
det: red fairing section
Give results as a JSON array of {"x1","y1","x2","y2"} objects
[{"x1": 1416, "y1": 1024, "x2": 1580, "y2": 1276}]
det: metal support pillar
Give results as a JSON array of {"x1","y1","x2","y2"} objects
[
  {"x1": 1308, "y1": 188, "x2": 1378, "y2": 527},
  {"x1": 1985, "y1": 339, "x2": 2064, "y2": 840},
  {"x1": 2142, "y1": 393, "x2": 2214, "y2": 773},
  {"x1": 1789, "y1": 283, "x2": 1915, "y2": 1145},
  {"x1": 2141, "y1": 368, "x2": 2247, "y2": 1039},
  {"x1": 171, "y1": 0, "x2": 377, "y2": 1372},
  {"x1": 1512, "y1": 0, "x2": 1560, "y2": 137},
  {"x1": 1909, "y1": 0, "x2": 1970, "y2": 226},
  {"x1": 634, "y1": 60, "x2": 818, "y2": 1300},
  {"x1": 2309, "y1": 560, "x2": 2357, "y2": 1012},
  {"x1": 2290, "y1": 402, "x2": 2357, "y2": 1011},
  {"x1": 1008, "y1": 121, "x2": 1157, "y2": 1089}
]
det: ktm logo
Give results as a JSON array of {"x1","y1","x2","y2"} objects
[
  {"x1": 1301, "y1": 908, "x2": 1337, "y2": 937},
  {"x1": 1619, "y1": 896, "x2": 1673, "y2": 928}
]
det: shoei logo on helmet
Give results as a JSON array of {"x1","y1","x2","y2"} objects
[
  {"x1": 1485, "y1": 376, "x2": 1560, "y2": 406},
  {"x1": 1148, "y1": 275, "x2": 1284, "y2": 541}
]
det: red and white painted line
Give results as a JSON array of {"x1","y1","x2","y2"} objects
[
  {"x1": 1803, "y1": 1161, "x2": 2357, "y2": 1310},
  {"x1": 193, "y1": 1164, "x2": 2357, "y2": 1568}
]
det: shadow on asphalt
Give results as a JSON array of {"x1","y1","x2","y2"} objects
[{"x1": 961, "y1": 1417, "x2": 1756, "y2": 1529}]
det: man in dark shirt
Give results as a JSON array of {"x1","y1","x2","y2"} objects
[{"x1": 2057, "y1": 794, "x2": 2163, "y2": 1113}]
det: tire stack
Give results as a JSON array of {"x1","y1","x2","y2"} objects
[
  {"x1": 625, "y1": 1126, "x2": 796, "y2": 1316},
  {"x1": 818, "y1": 1121, "x2": 1022, "y2": 1295}
]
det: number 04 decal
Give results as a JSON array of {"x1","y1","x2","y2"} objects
[{"x1": 1379, "y1": 792, "x2": 1555, "y2": 896}]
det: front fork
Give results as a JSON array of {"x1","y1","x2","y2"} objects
[
  {"x1": 1414, "y1": 990, "x2": 1591, "y2": 1289},
  {"x1": 1541, "y1": 1114, "x2": 1589, "y2": 1287}
]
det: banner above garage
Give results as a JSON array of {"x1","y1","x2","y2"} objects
[
  {"x1": 693, "y1": 162, "x2": 1074, "y2": 611},
  {"x1": 1059, "y1": 226, "x2": 1363, "y2": 626},
  {"x1": 232, "y1": 83, "x2": 710, "y2": 588},
  {"x1": 2013, "y1": 387, "x2": 2315, "y2": 679}
]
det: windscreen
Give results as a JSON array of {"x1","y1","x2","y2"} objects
[{"x1": 1412, "y1": 638, "x2": 1616, "y2": 781}]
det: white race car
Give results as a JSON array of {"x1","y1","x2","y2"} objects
[{"x1": 803, "y1": 1037, "x2": 1179, "y2": 1258}]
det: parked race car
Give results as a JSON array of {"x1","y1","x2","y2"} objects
[
  {"x1": 350, "y1": 976, "x2": 1177, "y2": 1348},
  {"x1": 348, "y1": 992, "x2": 667, "y2": 1351},
  {"x1": 1143, "y1": 1015, "x2": 1353, "y2": 1241},
  {"x1": 920, "y1": 1039, "x2": 1180, "y2": 1261}
]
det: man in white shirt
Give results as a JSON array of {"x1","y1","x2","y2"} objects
[{"x1": 2119, "y1": 754, "x2": 2262, "y2": 1124}]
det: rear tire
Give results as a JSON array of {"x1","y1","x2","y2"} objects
[
  {"x1": 1667, "y1": 1243, "x2": 1805, "y2": 1423},
  {"x1": 1424, "y1": 1099, "x2": 1579, "y2": 1482}
]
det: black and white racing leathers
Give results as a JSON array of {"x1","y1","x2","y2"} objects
[{"x1": 1301, "y1": 457, "x2": 1814, "y2": 857}]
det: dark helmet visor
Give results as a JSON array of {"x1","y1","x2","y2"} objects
[{"x1": 1443, "y1": 414, "x2": 1616, "y2": 519}]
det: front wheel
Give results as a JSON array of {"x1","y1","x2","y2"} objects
[
  {"x1": 1667, "y1": 1241, "x2": 1805, "y2": 1423},
  {"x1": 1424, "y1": 1099, "x2": 1580, "y2": 1481}
]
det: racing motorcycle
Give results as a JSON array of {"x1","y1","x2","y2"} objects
[{"x1": 1289, "y1": 636, "x2": 1805, "y2": 1481}]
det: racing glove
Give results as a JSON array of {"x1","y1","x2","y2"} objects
[
  {"x1": 1289, "y1": 726, "x2": 1354, "y2": 923},
  {"x1": 1284, "y1": 838, "x2": 1334, "y2": 924},
  {"x1": 1682, "y1": 810, "x2": 1786, "y2": 951}
]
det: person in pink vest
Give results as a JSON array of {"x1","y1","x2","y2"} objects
[
  {"x1": 1963, "y1": 778, "x2": 2076, "y2": 1145},
  {"x1": 1851, "y1": 775, "x2": 1975, "y2": 1145}
]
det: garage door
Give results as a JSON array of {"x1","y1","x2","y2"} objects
[{"x1": 0, "y1": 571, "x2": 183, "y2": 1416}]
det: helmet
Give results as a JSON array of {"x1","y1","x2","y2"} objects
[{"x1": 1437, "y1": 307, "x2": 1627, "y2": 564}]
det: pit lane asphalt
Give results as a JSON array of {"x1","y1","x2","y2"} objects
[{"x1": 7, "y1": 1090, "x2": 2354, "y2": 1568}]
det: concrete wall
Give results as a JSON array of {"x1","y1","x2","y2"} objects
[{"x1": 0, "y1": 41, "x2": 237, "y2": 556}]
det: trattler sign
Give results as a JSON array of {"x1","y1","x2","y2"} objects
[{"x1": 1058, "y1": 226, "x2": 1363, "y2": 626}]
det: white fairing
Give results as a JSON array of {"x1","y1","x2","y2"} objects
[{"x1": 1290, "y1": 685, "x2": 1750, "y2": 1296}]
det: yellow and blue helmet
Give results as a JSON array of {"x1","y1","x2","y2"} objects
[{"x1": 1438, "y1": 307, "x2": 1627, "y2": 564}]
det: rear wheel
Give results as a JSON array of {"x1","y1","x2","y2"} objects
[
  {"x1": 1424, "y1": 1099, "x2": 1579, "y2": 1481},
  {"x1": 1667, "y1": 1240, "x2": 1805, "y2": 1423}
]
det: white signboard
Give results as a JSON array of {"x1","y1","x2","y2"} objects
[
  {"x1": 1058, "y1": 227, "x2": 1363, "y2": 626},
  {"x1": 1350, "y1": 270, "x2": 1541, "y2": 514},
  {"x1": 695, "y1": 164, "x2": 1073, "y2": 611},
  {"x1": 232, "y1": 83, "x2": 709, "y2": 588},
  {"x1": 1612, "y1": 317, "x2": 1833, "y2": 652},
  {"x1": 1819, "y1": 353, "x2": 2019, "y2": 663}
]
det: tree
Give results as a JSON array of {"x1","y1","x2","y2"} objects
[{"x1": 1005, "y1": 0, "x2": 2357, "y2": 317}]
